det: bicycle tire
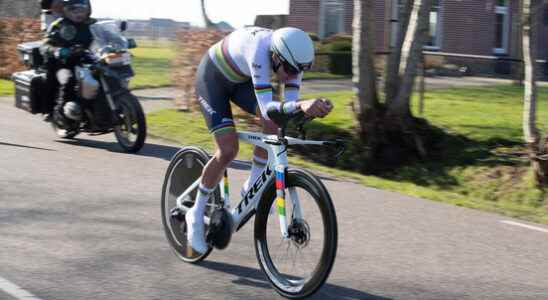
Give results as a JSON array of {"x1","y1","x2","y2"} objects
[
  {"x1": 254, "y1": 168, "x2": 338, "y2": 299},
  {"x1": 161, "y1": 146, "x2": 220, "y2": 263}
]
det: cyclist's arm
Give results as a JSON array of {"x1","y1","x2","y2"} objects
[
  {"x1": 249, "y1": 52, "x2": 299, "y2": 121},
  {"x1": 284, "y1": 73, "x2": 303, "y2": 103}
]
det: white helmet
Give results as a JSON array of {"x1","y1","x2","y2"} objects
[{"x1": 271, "y1": 27, "x2": 314, "y2": 74}]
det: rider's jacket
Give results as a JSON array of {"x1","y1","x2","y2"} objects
[
  {"x1": 208, "y1": 27, "x2": 303, "y2": 120},
  {"x1": 42, "y1": 18, "x2": 95, "y2": 64}
]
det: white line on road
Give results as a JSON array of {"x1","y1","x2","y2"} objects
[
  {"x1": 0, "y1": 276, "x2": 43, "y2": 300},
  {"x1": 500, "y1": 220, "x2": 548, "y2": 234}
]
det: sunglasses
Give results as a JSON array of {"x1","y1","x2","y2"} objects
[
  {"x1": 66, "y1": 4, "x2": 89, "y2": 14},
  {"x1": 273, "y1": 55, "x2": 312, "y2": 75}
]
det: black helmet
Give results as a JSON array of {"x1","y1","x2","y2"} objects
[
  {"x1": 40, "y1": 0, "x2": 53, "y2": 10},
  {"x1": 62, "y1": 0, "x2": 91, "y2": 23}
]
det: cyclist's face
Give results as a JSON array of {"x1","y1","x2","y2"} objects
[{"x1": 273, "y1": 55, "x2": 299, "y2": 81}]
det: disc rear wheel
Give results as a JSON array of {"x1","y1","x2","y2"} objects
[{"x1": 161, "y1": 147, "x2": 221, "y2": 263}]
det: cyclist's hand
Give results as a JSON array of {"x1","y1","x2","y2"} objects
[{"x1": 298, "y1": 98, "x2": 333, "y2": 118}]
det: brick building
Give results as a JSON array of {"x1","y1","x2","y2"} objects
[{"x1": 287, "y1": 0, "x2": 548, "y2": 77}]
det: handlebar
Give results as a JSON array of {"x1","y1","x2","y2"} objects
[{"x1": 271, "y1": 110, "x2": 346, "y2": 160}]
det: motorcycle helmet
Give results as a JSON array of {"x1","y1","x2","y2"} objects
[{"x1": 62, "y1": 0, "x2": 91, "y2": 23}]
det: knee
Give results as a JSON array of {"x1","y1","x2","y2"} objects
[{"x1": 216, "y1": 141, "x2": 239, "y2": 165}]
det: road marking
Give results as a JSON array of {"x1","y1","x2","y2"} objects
[
  {"x1": 0, "y1": 276, "x2": 43, "y2": 300},
  {"x1": 500, "y1": 220, "x2": 548, "y2": 234}
]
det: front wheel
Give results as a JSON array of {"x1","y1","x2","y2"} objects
[
  {"x1": 113, "y1": 92, "x2": 146, "y2": 153},
  {"x1": 254, "y1": 169, "x2": 338, "y2": 299}
]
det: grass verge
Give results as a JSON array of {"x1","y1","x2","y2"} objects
[
  {"x1": 129, "y1": 40, "x2": 176, "y2": 90},
  {"x1": 0, "y1": 79, "x2": 14, "y2": 96}
]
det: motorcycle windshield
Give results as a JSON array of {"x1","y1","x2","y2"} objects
[{"x1": 90, "y1": 20, "x2": 129, "y2": 54}]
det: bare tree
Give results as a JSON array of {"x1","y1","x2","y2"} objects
[
  {"x1": 352, "y1": 0, "x2": 432, "y2": 169},
  {"x1": 522, "y1": 0, "x2": 548, "y2": 185},
  {"x1": 352, "y1": 0, "x2": 379, "y2": 142},
  {"x1": 200, "y1": 0, "x2": 216, "y2": 29},
  {"x1": 384, "y1": 0, "x2": 413, "y2": 106}
]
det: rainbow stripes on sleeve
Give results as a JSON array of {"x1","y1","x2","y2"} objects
[
  {"x1": 285, "y1": 83, "x2": 300, "y2": 90},
  {"x1": 254, "y1": 84, "x2": 273, "y2": 95}
]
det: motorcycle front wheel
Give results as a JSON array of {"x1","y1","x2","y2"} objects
[{"x1": 113, "y1": 92, "x2": 147, "y2": 153}]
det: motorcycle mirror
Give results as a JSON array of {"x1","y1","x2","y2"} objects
[
  {"x1": 127, "y1": 38, "x2": 137, "y2": 49},
  {"x1": 120, "y1": 21, "x2": 128, "y2": 32}
]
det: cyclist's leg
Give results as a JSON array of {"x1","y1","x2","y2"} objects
[
  {"x1": 187, "y1": 54, "x2": 239, "y2": 253},
  {"x1": 232, "y1": 83, "x2": 279, "y2": 193}
]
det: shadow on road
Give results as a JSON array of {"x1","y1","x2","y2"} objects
[
  {"x1": 57, "y1": 138, "x2": 253, "y2": 170},
  {"x1": 58, "y1": 138, "x2": 181, "y2": 160},
  {"x1": 199, "y1": 261, "x2": 392, "y2": 300},
  {"x1": 0, "y1": 141, "x2": 56, "y2": 151},
  {"x1": 57, "y1": 138, "x2": 342, "y2": 180}
]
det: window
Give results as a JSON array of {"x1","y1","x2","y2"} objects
[
  {"x1": 320, "y1": 0, "x2": 345, "y2": 38},
  {"x1": 389, "y1": 0, "x2": 442, "y2": 49},
  {"x1": 425, "y1": 0, "x2": 441, "y2": 49},
  {"x1": 494, "y1": 0, "x2": 509, "y2": 54}
]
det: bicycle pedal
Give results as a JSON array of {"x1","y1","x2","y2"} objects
[
  {"x1": 206, "y1": 208, "x2": 233, "y2": 250},
  {"x1": 170, "y1": 207, "x2": 185, "y2": 222}
]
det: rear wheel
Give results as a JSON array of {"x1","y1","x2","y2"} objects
[
  {"x1": 161, "y1": 147, "x2": 221, "y2": 263},
  {"x1": 114, "y1": 92, "x2": 146, "y2": 153},
  {"x1": 254, "y1": 169, "x2": 338, "y2": 299}
]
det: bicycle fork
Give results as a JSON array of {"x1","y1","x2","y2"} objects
[{"x1": 275, "y1": 165, "x2": 289, "y2": 239}]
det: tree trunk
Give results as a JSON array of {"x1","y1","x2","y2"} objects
[
  {"x1": 522, "y1": 0, "x2": 548, "y2": 186},
  {"x1": 385, "y1": 0, "x2": 413, "y2": 106},
  {"x1": 200, "y1": 0, "x2": 216, "y2": 29},
  {"x1": 388, "y1": 0, "x2": 432, "y2": 117},
  {"x1": 352, "y1": 0, "x2": 380, "y2": 140}
]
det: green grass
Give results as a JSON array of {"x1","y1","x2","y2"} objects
[
  {"x1": 129, "y1": 40, "x2": 176, "y2": 90},
  {"x1": 302, "y1": 72, "x2": 350, "y2": 81},
  {"x1": 0, "y1": 79, "x2": 14, "y2": 96},
  {"x1": 147, "y1": 85, "x2": 548, "y2": 225}
]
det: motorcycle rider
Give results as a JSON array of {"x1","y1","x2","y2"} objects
[{"x1": 41, "y1": 0, "x2": 94, "y2": 124}]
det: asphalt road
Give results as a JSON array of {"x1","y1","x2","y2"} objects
[{"x1": 1, "y1": 96, "x2": 548, "y2": 300}]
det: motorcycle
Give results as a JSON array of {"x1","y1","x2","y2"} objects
[{"x1": 12, "y1": 20, "x2": 147, "y2": 153}]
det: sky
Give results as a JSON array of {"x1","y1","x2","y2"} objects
[{"x1": 91, "y1": 0, "x2": 289, "y2": 28}]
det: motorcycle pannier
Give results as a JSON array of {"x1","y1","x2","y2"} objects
[
  {"x1": 12, "y1": 70, "x2": 47, "y2": 114},
  {"x1": 16, "y1": 41, "x2": 44, "y2": 69}
]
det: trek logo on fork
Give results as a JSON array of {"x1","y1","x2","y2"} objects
[{"x1": 236, "y1": 165, "x2": 273, "y2": 215}]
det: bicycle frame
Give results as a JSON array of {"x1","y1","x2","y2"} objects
[{"x1": 175, "y1": 130, "x2": 329, "y2": 239}]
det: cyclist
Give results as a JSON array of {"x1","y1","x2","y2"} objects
[{"x1": 187, "y1": 26, "x2": 333, "y2": 253}]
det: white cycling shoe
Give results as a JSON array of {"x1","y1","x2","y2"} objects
[{"x1": 185, "y1": 207, "x2": 208, "y2": 254}]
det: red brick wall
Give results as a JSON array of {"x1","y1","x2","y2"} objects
[
  {"x1": 342, "y1": 0, "x2": 388, "y2": 51},
  {"x1": 441, "y1": 1, "x2": 497, "y2": 56},
  {"x1": 287, "y1": 0, "x2": 321, "y2": 34},
  {"x1": 289, "y1": 0, "x2": 387, "y2": 51}
]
